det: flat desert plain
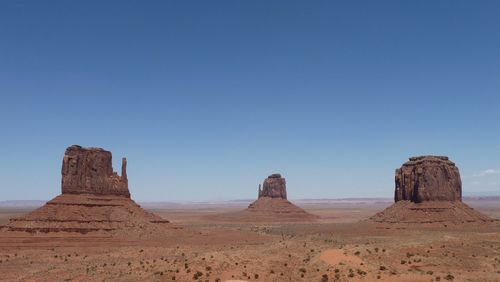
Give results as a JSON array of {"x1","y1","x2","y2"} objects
[{"x1": 0, "y1": 198, "x2": 499, "y2": 282}]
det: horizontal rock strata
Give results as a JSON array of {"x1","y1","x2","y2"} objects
[
  {"x1": 371, "y1": 156, "x2": 494, "y2": 224},
  {"x1": 395, "y1": 156, "x2": 461, "y2": 203},
  {"x1": 1, "y1": 145, "x2": 171, "y2": 236}
]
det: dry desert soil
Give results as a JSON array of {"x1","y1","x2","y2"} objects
[{"x1": 0, "y1": 198, "x2": 499, "y2": 282}]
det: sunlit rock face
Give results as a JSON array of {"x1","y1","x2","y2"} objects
[
  {"x1": 395, "y1": 156, "x2": 461, "y2": 203},
  {"x1": 2, "y1": 145, "x2": 170, "y2": 235},
  {"x1": 61, "y1": 145, "x2": 130, "y2": 197},
  {"x1": 258, "y1": 173, "x2": 287, "y2": 199}
]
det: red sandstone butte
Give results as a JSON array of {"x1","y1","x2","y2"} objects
[
  {"x1": 61, "y1": 145, "x2": 130, "y2": 197},
  {"x1": 210, "y1": 173, "x2": 318, "y2": 222},
  {"x1": 1, "y1": 145, "x2": 170, "y2": 237},
  {"x1": 371, "y1": 156, "x2": 493, "y2": 224},
  {"x1": 258, "y1": 173, "x2": 287, "y2": 199},
  {"x1": 395, "y1": 156, "x2": 461, "y2": 203}
]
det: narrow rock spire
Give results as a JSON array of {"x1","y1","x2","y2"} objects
[{"x1": 122, "y1": 157, "x2": 128, "y2": 181}]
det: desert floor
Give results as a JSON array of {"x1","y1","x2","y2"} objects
[{"x1": 0, "y1": 198, "x2": 499, "y2": 282}]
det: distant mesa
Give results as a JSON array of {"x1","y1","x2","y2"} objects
[
  {"x1": 210, "y1": 173, "x2": 318, "y2": 222},
  {"x1": 371, "y1": 156, "x2": 494, "y2": 224},
  {"x1": 1, "y1": 145, "x2": 171, "y2": 237}
]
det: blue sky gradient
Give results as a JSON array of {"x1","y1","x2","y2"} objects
[{"x1": 1, "y1": 1, "x2": 499, "y2": 201}]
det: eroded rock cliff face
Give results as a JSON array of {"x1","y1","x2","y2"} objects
[
  {"x1": 258, "y1": 173, "x2": 287, "y2": 199},
  {"x1": 61, "y1": 145, "x2": 130, "y2": 197},
  {"x1": 371, "y1": 156, "x2": 493, "y2": 224},
  {"x1": 395, "y1": 156, "x2": 461, "y2": 203},
  {"x1": 210, "y1": 173, "x2": 317, "y2": 222},
  {"x1": 2, "y1": 145, "x2": 171, "y2": 236}
]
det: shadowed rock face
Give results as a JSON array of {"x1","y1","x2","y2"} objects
[
  {"x1": 258, "y1": 173, "x2": 287, "y2": 199},
  {"x1": 395, "y1": 156, "x2": 461, "y2": 203},
  {"x1": 61, "y1": 145, "x2": 130, "y2": 197}
]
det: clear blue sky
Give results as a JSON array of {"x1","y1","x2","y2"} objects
[{"x1": 1, "y1": 1, "x2": 499, "y2": 201}]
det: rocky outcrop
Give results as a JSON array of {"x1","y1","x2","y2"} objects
[
  {"x1": 1, "y1": 145, "x2": 171, "y2": 236},
  {"x1": 258, "y1": 173, "x2": 287, "y2": 199},
  {"x1": 61, "y1": 145, "x2": 130, "y2": 197},
  {"x1": 370, "y1": 201, "x2": 493, "y2": 224},
  {"x1": 370, "y1": 156, "x2": 494, "y2": 224},
  {"x1": 395, "y1": 156, "x2": 461, "y2": 203},
  {"x1": 209, "y1": 173, "x2": 317, "y2": 222},
  {"x1": 4, "y1": 194, "x2": 169, "y2": 235}
]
